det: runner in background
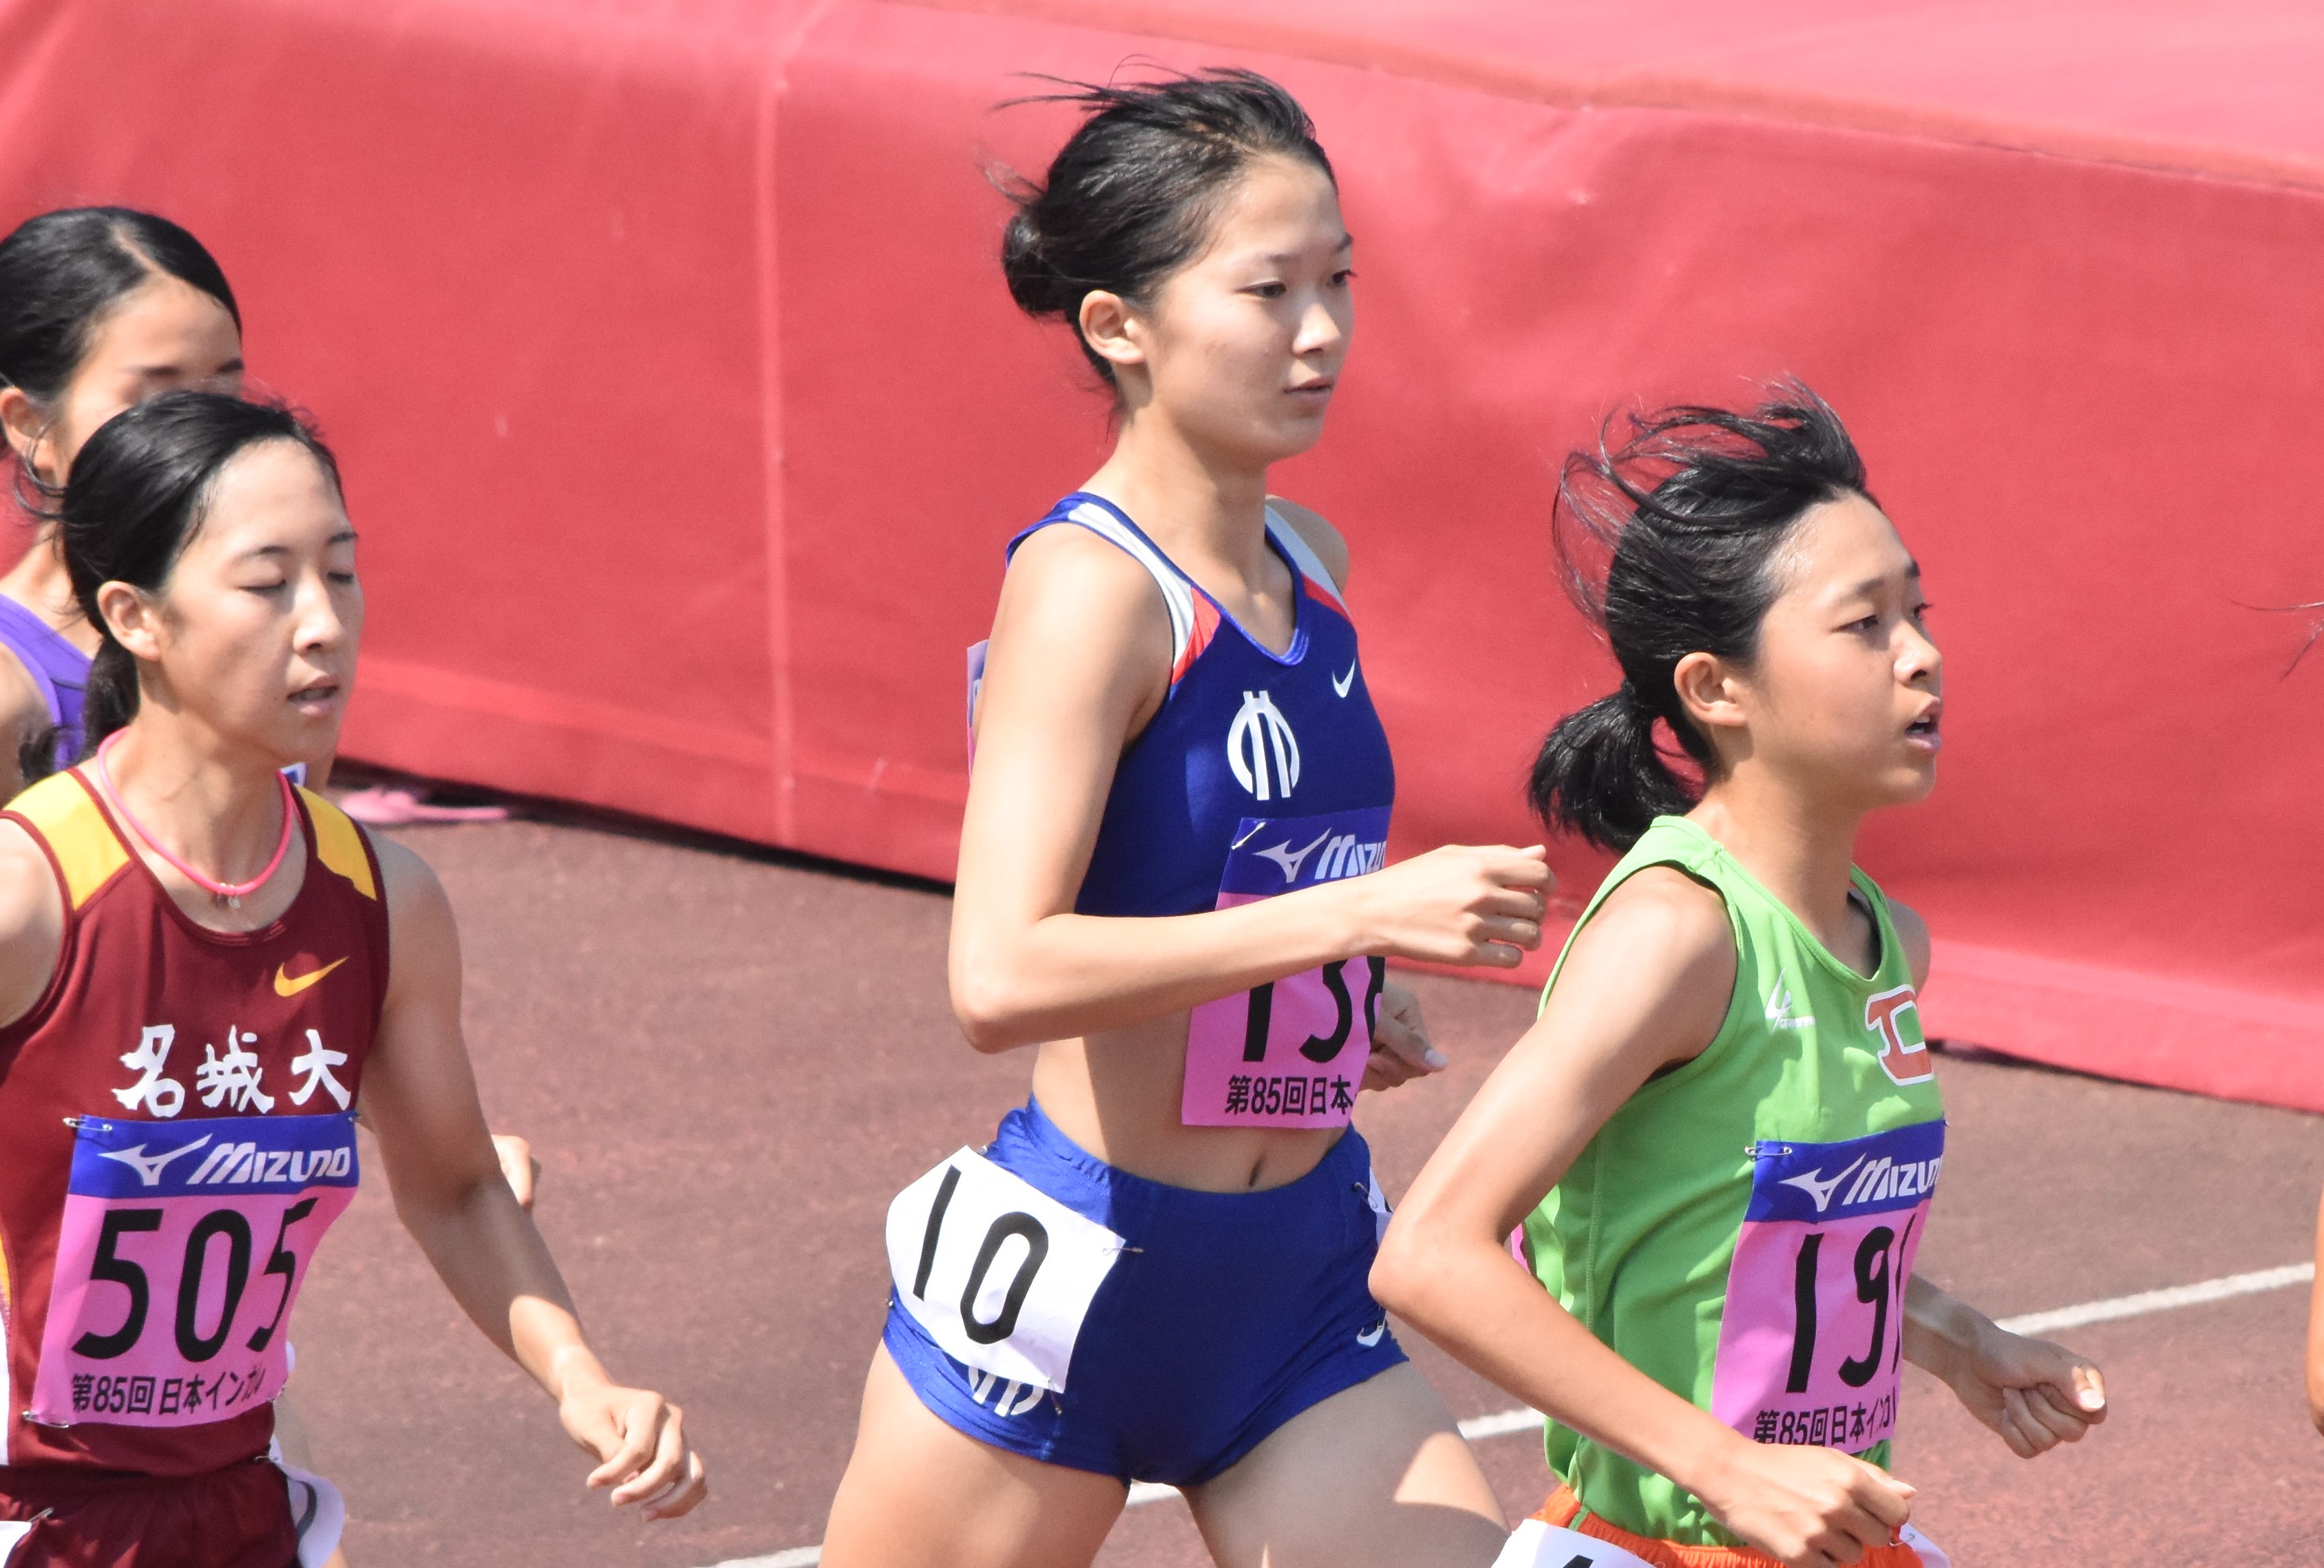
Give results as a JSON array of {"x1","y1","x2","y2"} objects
[
  {"x1": 0, "y1": 211, "x2": 503, "y2": 823},
  {"x1": 823, "y1": 70, "x2": 1550, "y2": 1568},
  {"x1": 1371, "y1": 389, "x2": 2106, "y2": 1568},
  {"x1": 0, "y1": 208, "x2": 536, "y2": 1568},
  {"x1": 0, "y1": 209, "x2": 240, "y2": 794},
  {"x1": 0, "y1": 392, "x2": 702, "y2": 1567}
]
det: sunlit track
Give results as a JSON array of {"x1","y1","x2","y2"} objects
[{"x1": 699, "y1": 1260, "x2": 2317, "y2": 1568}]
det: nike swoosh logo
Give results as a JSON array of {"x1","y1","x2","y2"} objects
[
  {"x1": 1331, "y1": 662, "x2": 1357, "y2": 699},
  {"x1": 274, "y1": 957, "x2": 349, "y2": 997},
  {"x1": 1356, "y1": 1322, "x2": 1387, "y2": 1348}
]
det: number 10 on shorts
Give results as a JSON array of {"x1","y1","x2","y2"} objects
[{"x1": 884, "y1": 1149, "x2": 1126, "y2": 1395}]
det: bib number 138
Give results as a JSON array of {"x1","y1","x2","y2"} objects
[{"x1": 884, "y1": 1149, "x2": 1124, "y2": 1395}]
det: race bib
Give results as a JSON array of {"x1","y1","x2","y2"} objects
[
  {"x1": 1491, "y1": 1518, "x2": 1656, "y2": 1568},
  {"x1": 1711, "y1": 1119, "x2": 1945, "y2": 1450},
  {"x1": 30, "y1": 1112, "x2": 357, "y2": 1428},
  {"x1": 885, "y1": 1149, "x2": 1126, "y2": 1395},
  {"x1": 1182, "y1": 807, "x2": 1391, "y2": 1129}
]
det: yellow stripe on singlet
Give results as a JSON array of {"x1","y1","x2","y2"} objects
[
  {"x1": 299, "y1": 787, "x2": 377, "y2": 900},
  {"x1": 8, "y1": 771, "x2": 131, "y2": 910}
]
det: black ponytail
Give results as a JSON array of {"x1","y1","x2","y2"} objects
[
  {"x1": 1530, "y1": 383, "x2": 1870, "y2": 851},
  {"x1": 59, "y1": 391, "x2": 339, "y2": 754},
  {"x1": 997, "y1": 67, "x2": 1334, "y2": 388}
]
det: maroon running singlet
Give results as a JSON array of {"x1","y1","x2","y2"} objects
[{"x1": 0, "y1": 767, "x2": 388, "y2": 1567}]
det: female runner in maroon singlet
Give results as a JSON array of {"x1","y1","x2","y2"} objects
[{"x1": 0, "y1": 392, "x2": 706, "y2": 1567}]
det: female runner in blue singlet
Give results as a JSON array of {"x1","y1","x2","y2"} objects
[{"x1": 821, "y1": 72, "x2": 1553, "y2": 1568}]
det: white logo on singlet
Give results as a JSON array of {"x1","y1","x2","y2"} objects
[
  {"x1": 1765, "y1": 977, "x2": 1815, "y2": 1030},
  {"x1": 1332, "y1": 661, "x2": 1357, "y2": 699},
  {"x1": 1256, "y1": 830, "x2": 1331, "y2": 884},
  {"x1": 1779, "y1": 1154, "x2": 1866, "y2": 1215},
  {"x1": 1227, "y1": 690, "x2": 1301, "y2": 801}
]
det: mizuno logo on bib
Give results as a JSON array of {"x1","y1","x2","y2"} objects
[
  {"x1": 1182, "y1": 806, "x2": 1391, "y2": 1129},
  {"x1": 30, "y1": 1111, "x2": 358, "y2": 1428},
  {"x1": 1711, "y1": 1119, "x2": 1945, "y2": 1450},
  {"x1": 885, "y1": 1149, "x2": 1127, "y2": 1395}
]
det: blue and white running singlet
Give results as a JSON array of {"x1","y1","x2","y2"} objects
[
  {"x1": 884, "y1": 494, "x2": 1407, "y2": 1484},
  {"x1": 971, "y1": 492, "x2": 1398, "y2": 1130}
]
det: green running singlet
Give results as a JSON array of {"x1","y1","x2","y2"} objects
[{"x1": 1523, "y1": 815, "x2": 1947, "y2": 1546}]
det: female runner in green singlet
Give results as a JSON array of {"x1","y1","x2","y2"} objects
[{"x1": 1372, "y1": 389, "x2": 2107, "y2": 1568}]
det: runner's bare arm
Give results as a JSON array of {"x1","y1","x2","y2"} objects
[
  {"x1": 1885, "y1": 906, "x2": 2109, "y2": 1456},
  {"x1": 0, "y1": 650, "x2": 52, "y2": 802},
  {"x1": 1899, "y1": 1276, "x2": 2106, "y2": 1457},
  {"x1": 953, "y1": 525, "x2": 1547, "y2": 1051},
  {"x1": 359, "y1": 836, "x2": 706, "y2": 1521},
  {"x1": 2309, "y1": 1190, "x2": 2324, "y2": 1434},
  {"x1": 1373, "y1": 869, "x2": 1915, "y2": 1568},
  {"x1": 0, "y1": 818, "x2": 65, "y2": 1026}
]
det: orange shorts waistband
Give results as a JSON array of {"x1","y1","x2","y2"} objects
[{"x1": 1532, "y1": 1485, "x2": 1930, "y2": 1568}]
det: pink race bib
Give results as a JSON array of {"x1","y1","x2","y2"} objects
[
  {"x1": 30, "y1": 1112, "x2": 357, "y2": 1428},
  {"x1": 1711, "y1": 1119, "x2": 1945, "y2": 1451},
  {"x1": 1182, "y1": 807, "x2": 1391, "y2": 1129}
]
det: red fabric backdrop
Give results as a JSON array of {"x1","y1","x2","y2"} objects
[{"x1": 3, "y1": 1, "x2": 2321, "y2": 1105}]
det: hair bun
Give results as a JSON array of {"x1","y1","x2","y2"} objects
[
  {"x1": 991, "y1": 69, "x2": 1333, "y2": 389},
  {"x1": 999, "y1": 205, "x2": 1066, "y2": 318}
]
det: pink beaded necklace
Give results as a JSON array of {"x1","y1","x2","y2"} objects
[{"x1": 95, "y1": 731, "x2": 296, "y2": 909}]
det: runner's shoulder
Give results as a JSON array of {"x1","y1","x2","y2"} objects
[
  {"x1": 992, "y1": 521, "x2": 1174, "y2": 666},
  {"x1": 1885, "y1": 898, "x2": 1930, "y2": 988},
  {"x1": 367, "y1": 832, "x2": 452, "y2": 930},
  {"x1": 1577, "y1": 865, "x2": 1737, "y2": 990},
  {"x1": 1264, "y1": 495, "x2": 1350, "y2": 589}
]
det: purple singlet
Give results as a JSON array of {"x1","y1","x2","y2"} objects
[{"x1": 0, "y1": 594, "x2": 89, "y2": 771}]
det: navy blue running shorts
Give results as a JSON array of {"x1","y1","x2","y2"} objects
[{"x1": 882, "y1": 1097, "x2": 1407, "y2": 1487}]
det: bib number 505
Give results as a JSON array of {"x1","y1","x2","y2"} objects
[{"x1": 884, "y1": 1149, "x2": 1124, "y2": 1395}]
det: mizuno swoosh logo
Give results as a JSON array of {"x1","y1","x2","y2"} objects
[
  {"x1": 101, "y1": 1134, "x2": 213, "y2": 1187},
  {"x1": 1779, "y1": 1154, "x2": 1866, "y2": 1215},
  {"x1": 1332, "y1": 661, "x2": 1357, "y2": 699},
  {"x1": 1256, "y1": 830, "x2": 1332, "y2": 884},
  {"x1": 274, "y1": 957, "x2": 348, "y2": 997}
]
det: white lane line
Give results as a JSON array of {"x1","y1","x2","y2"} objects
[
  {"x1": 703, "y1": 1260, "x2": 2314, "y2": 1567},
  {"x1": 1993, "y1": 1261, "x2": 2314, "y2": 1336},
  {"x1": 1457, "y1": 1406, "x2": 1549, "y2": 1441}
]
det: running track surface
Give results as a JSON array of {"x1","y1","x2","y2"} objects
[{"x1": 287, "y1": 813, "x2": 2324, "y2": 1567}]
